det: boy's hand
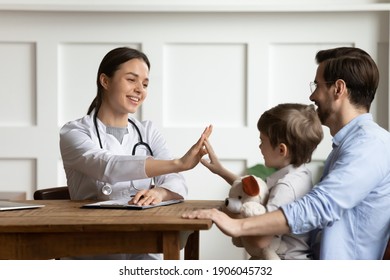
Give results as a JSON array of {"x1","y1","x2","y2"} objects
[
  {"x1": 178, "y1": 125, "x2": 213, "y2": 171},
  {"x1": 201, "y1": 138, "x2": 240, "y2": 185},
  {"x1": 201, "y1": 139, "x2": 224, "y2": 174}
]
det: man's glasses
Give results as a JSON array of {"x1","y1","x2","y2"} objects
[{"x1": 310, "y1": 81, "x2": 334, "y2": 93}]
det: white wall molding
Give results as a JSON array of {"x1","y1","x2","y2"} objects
[{"x1": 0, "y1": 0, "x2": 390, "y2": 12}]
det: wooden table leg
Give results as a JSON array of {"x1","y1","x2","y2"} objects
[
  {"x1": 162, "y1": 231, "x2": 180, "y2": 260},
  {"x1": 184, "y1": 231, "x2": 199, "y2": 260}
]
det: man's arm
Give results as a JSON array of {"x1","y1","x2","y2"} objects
[{"x1": 182, "y1": 208, "x2": 290, "y2": 238}]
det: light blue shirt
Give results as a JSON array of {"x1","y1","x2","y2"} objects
[{"x1": 282, "y1": 114, "x2": 390, "y2": 259}]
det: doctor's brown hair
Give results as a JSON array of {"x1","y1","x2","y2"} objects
[
  {"x1": 87, "y1": 47, "x2": 151, "y2": 115},
  {"x1": 257, "y1": 103, "x2": 323, "y2": 167}
]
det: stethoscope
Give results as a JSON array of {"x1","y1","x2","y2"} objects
[{"x1": 94, "y1": 112, "x2": 154, "y2": 196}]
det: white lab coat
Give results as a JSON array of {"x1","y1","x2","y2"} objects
[
  {"x1": 59, "y1": 110, "x2": 188, "y2": 260},
  {"x1": 60, "y1": 110, "x2": 188, "y2": 200}
]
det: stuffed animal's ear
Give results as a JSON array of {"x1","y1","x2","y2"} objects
[{"x1": 242, "y1": 176, "x2": 260, "y2": 196}]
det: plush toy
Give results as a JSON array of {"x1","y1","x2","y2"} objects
[{"x1": 224, "y1": 175, "x2": 281, "y2": 260}]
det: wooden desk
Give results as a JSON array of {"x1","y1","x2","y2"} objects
[{"x1": 0, "y1": 200, "x2": 222, "y2": 260}]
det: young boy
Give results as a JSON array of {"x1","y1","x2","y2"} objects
[{"x1": 201, "y1": 103, "x2": 323, "y2": 259}]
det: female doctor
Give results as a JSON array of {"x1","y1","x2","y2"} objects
[{"x1": 59, "y1": 47, "x2": 212, "y2": 259}]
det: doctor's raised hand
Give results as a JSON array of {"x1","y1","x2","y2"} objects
[
  {"x1": 59, "y1": 47, "x2": 212, "y2": 260},
  {"x1": 133, "y1": 124, "x2": 212, "y2": 205}
]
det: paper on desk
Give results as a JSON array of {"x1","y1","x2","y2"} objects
[
  {"x1": 0, "y1": 201, "x2": 45, "y2": 211},
  {"x1": 82, "y1": 198, "x2": 183, "y2": 210}
]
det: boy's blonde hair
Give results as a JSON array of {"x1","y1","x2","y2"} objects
[{"x1": 257, "y1": 103, "x2": 323, "y2": 167}]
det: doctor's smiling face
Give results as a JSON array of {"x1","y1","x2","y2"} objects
[
  {"x1": 88, "y1": 47, "x2": 151, "y2": 127},
  {"x1": 100, "y1": 58, "x2": 149, "y2": 116}
]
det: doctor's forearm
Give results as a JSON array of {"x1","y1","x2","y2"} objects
[
  {"x1": 144, "y1": 125, "x2": 211, "y2": 178},
  {"x1": 144, "y1": 158, "x2": 185, "y2": 178}
]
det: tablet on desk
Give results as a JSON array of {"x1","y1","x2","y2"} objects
[
  {"x1": 0, "y1": 201, "x2": 45, "y2": 211},
  {"x1": 82, "y1": 199, "x2": 183, "y2": 210}
]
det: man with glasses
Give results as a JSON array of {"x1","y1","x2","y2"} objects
[{"x1": 183, "y1": 47, "x2": 390, "y2": 260}]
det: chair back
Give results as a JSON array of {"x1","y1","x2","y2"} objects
[
  {"x1": 33, "y1": 186, "x2": 70, "y2": 200},
  {"x1": 383, "y1": 238, "x2": 390, "y2": 260}
]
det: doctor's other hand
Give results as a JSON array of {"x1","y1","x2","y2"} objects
[
  {"x1": 129, "y1": 187, "x2": 163, "y2": 206},
  {"x1": 129, "y1": 187, "x2": 182, "y2": 206},
  {"x1": 182, "y1": 208, "x2": 241, "y2": 238},
  {"x1": 177, "y1": 125, "x2": 213, "y2": 170}
]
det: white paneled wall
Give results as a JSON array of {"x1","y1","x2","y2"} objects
[
  {"x1": 0, "y1": 1, "x2": 389, "y2": 259},
  {"x1": 163, "y1": 43, "x2": 247, "y2": 127}
]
